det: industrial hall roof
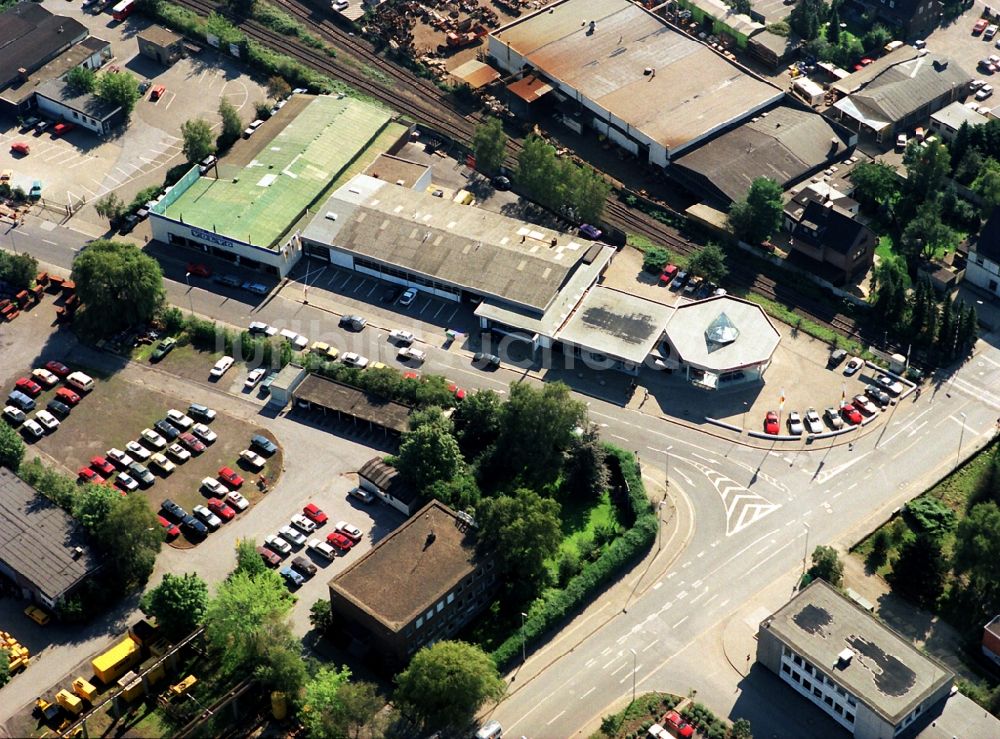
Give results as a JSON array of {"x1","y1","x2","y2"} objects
[{"x1": 0, "y1": 3, "x2": 87, "y2": 90}]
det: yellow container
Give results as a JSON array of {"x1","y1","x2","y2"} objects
[
  {"x1": 169, "y1": 675, "x2": 198, "y2": 698},
  {"x1": 72, "y1": 677, "x2": 97, "y2": 702},
  {"x1": 271, "y1": 691, "x2": 287, "y2": 720},
  {"x1": 55, "y1": 689, "x2": 83, "y2": 715}
]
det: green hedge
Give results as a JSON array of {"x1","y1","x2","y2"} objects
[{"x1": 491, "y1": 445, "x2": 656, "y2": 667}]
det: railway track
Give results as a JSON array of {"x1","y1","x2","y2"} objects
[{"x1": 163, "y1": 0, "x2": 861, "y2": 338}]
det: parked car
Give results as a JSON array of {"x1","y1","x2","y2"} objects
[
  {"x1": 213, "y1": 274, "x2": 242, "y2": 288},
  {"x1": 291, "y1": 555, "x2": 317, "y2": 578},
  {"x1": 349, "y1": 486, "x2": 375, "y2": 504},
  {"x1": 472, "y1": 352, "x2": 500, "y2": 369},
  {"x1": 188, "y1": 403, "x2": 216, "y2": 422},
  {"x1": 398, "y1": 346, "x2": 426, "y2": 363},
  {"x1": 250, "y1": 434, "x2": 277, "y2": 455},
  {"x1": 242, "y1": 281, "x2": 269, "y2": 295},
  {"x1": 342, "y1": 352, "x2": 369, "y2": 369},
  {"x1": 786, "y1": 411, "x2": 804, "y2": 435},
  {"x1": 185, "y1": 261, "x2": 210, "y2": 277},
  {"x1": 977, "y1": 84, "x2": 995, "y2": 101},
  {"x1": 303, "y1": 503, "x2": 328, "y2": 525},
  {"x1": 78, "y1": 467, "x2": 105, "y2": 485},
  {"x1": 128, "y1": 462, "x2": 155, "y2": 487},
  {"x1": 866, "y1": 387, "x2": 892, "y2": 407},
  {"x1": 389, "y1": 329, "x2": 415, "y2": 345},
  {"x1": 975, "y1": 18, "x2": 989, "y2": 34},
  {"x1": 207, "y1": 497, "x2": 235, "y2": 521},
  {"x1": 307, "y1": 537, "x2": 337, "y2": 560},
  {"x1": 192, "y1": 423, "x2": 217, "y2": 444},
  {"x1": 326, "y1": 531, "x2": 355, "y2": 551},
  {"x1": 840, "y1": 404, "x2": 863, "y2": 425},
  {"x1": 44, "y1": 360, "x2": 70, "y2": 377},
  {"x1": 827, "y1": 349, "x2": 847, "y2": 368},
  {"x1": 7, "y1": 391, "x2": 35, "y2": 412},
  {"x1": 764, "y1": 411, "x2": 779, "y2": 435},
  {"x1": 126, "y1": 440, "x2": 152, "y2": 461},
  {"x1": 55, "y1": 387, "x2": 80, "y2": 405},
  {"x1": 179, "y1": 432, "x2": 206, "y2": 454},
  {"x1": 852, "y1": 394, "x2": 879, "y2": 416},
  {"x1": 258, "y1": 546, "x2": 282, "y2": 567},
  {"x1": 209, "y1": 356, "x2": 234, "y2": 378},
  {"x1": 397, "y1": 287, "x2": 418, "y2": 307},
  {"x1": 339, "y1": 315, "x2": 367, "y2": 331},
  {"x1": 181, "y1": 515, "x2": 208, "y2": 538},
  {"x1": 116, "y1": 472, "x2": 139, "y2": 493},
  {"x1": 291, "y1": 514, "x2": 317, "y2": 534},
  {"x1": 279, "y1": 566, "x2": 305, "y2": 587},
  {"x1": 150, "y1": 453, "x2": 176, "y2": 475},
  {"x1": 140, "y1": 428, "x2": 167, "y2": 450},
  {"x1": 107, "y1": 448, "x2": 134, "y2": 469},
  {"x1": 260, "y1": 371, "x2": 280, "y2": 393},
  {"x1": 335, "y1": 521, "x2": 363, "y2": 542},
  {"x1": 225, "y1": 491, "x2": 249, "y2": 512},
  {"x1": 162, "y1": 499, "x2": 187, "y2": 522},
  {"x1": 150, "y1": 419, "x2": 178, "y2": 442},
  {"x1": 15, "y1": 377, "x2": 42, "y2": 397},
  {"x1": 31, "y1": 368, "x2": 58, "y2": 388},
  {"x1": 244, "y1": 368, "x2": 267, "y2": 388},
  {"x1": 804, "y1": 408, "x2": 823, "y2": 434},
  {"x1": 843, "y1": 357, "x2": 863, "y2": 376},
  {"x1": 46, "y1": 399, "x2": 71, "y2": 418},
  {"x1": 876, "y1": 374, "x2": 904, "y2": 395},
  {"x1": 663, "y1": 710, "x2": 695, "y2": 739},
  {"x1": 90, "y1": 455, "x2": 115, "y2": 476},
  {"x1": 150, "y1": 337, "x2": 177, "y2": 362},
  {"x1": 248, "y1": 321, "x2": 278, "y2": 336},
  {"x1": 279, "y1": 525, "x2": 307, "y2": 548},
  {"x1": 578, "y1": 223, "x2": 602, "y2": 240},
  {"x1": 218, "y1": 466, "x2": 244, "y2": 488},
  {"x1": 32, "y1": 410, "x2": 58, "y2": 433},
  {"x1": 670, "y1": 270, "x2": 689, "y2": 290},
  {"x1": 310, "y1": 341, "x2": 338, "y2": 360},
  {"x1": 659, "y1": 264, "x2": 679, "y2": 286},
  {"x1": 193, "y1": 504, "x2": 222, "y2": 531},
  {"x1": 158, "y1": 515, "x2": 180, "y2": 539},
  {"x1": 3, "y1": 405, "x2": 25, "y2": 424},
  {"x1": 167, "y1": 443, "x2": 192, "y2": 463},
  {"x1": 265, "y1": 534, "x2": 292, "y2": 556},
  {"x1": 239, "y1": 449, "x2": 266, "y2": 469},
  {"x1": 279, "y1": 329, "x2": 308, "y2": 351}
]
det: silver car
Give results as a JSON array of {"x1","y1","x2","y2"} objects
[
  {"x1": 279, "y1": 525, "x2": 307, "y2": 548},
  {"x1": 803, "y1": 408, "x2": 823, "y2": 434},
  {"x1": 786, "y1": 411, "x2": 804, "y2": 436}
]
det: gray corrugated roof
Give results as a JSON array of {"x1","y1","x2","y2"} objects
[
  {"x1": 672, "y1": 106, "x2": 849, "y2": 203},
  {"x1": 293, "y1": 373, "x2": 411, "y2": 433},
  {"x1": 0, "y1": 3, "x2": 87, "y2": 90},
  {"x1": 0, "y1": 468, "x2": 101, "y2": 602}
]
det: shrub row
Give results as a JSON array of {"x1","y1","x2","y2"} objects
[{"x1": 491, "y1": 446, "x2": 656, "y2": 667}]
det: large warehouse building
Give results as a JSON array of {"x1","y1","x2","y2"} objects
[{"x1": 487, "y1": 0, "x2": 783, "y2": 165}]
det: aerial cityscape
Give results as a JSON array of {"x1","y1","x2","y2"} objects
[{"x1": 1, "y1": 0, "x2": 1000, "y2": 737}]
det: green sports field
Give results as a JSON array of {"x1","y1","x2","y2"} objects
[{"x1": 163, "y1": 96, "x2": 392, "y2": 248}]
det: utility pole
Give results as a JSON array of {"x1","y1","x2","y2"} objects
[
  {"x1": 521, "y1": 611, "x2": 527, "y2": 664},
  {"x1": 629, "y1": 648, "x2": 637, "y2": 706},
  {"x1": 956, "y1": 412, "x2": 967, "y2": 466}
]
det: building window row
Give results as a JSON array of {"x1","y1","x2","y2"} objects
[
  {"x1": 780, "y1": 650, "x2": 856, "y2": 728},
  {"x1": 354, "y1": 257, "x2": 461, "y2": 297}
]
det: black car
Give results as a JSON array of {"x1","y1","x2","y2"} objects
[
  {"x1": 339, "y1": 315, "x2": 367, "y2": 331},
  {"x1": 162, "y1": 499, "x2": 187, "y2": 522},
  {"x1": 291, "y1": 555, "x2": 317, "y2": 578},
  {"x1": 129, "y1": 462, "x2": 155, "y2": 487},
  {"x1": 867, "y1": 387, "x2": 892, "y2": 407},
  {"x1": 380, "y1": 286, "x2": 402, "y2": 304},
  {"x1": 250, "y1": 434, "x2": 278, "y2": 456},
  {"x1": 150, "y1": 337, "x2": 176, "y2": 362},
  {"x1": 472, "y1": 352, "x2": 501, "y2": 369},
  {"x1": 213, "y1": 274, "x2": 242, "y2": 288},
  {"x1": 827, "y1": 349, "x2": 847, "y2": 368},
  {"x1": 670, "y1": 270, "x2": 689, "y2": 290},
  {"x1": 154, "y1": 419, "x2": 181, "y2": 441},
  {"x1": 492, "y1": 175, "x2": 511, "y2": 191},
  {"x1": 181, "y1": 515, "x2": 208, "y2": 538},
  {"x1": 46, "y1": 399, "x2": 71, "y2": 417}
]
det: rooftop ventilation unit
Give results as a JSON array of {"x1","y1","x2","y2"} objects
[{"x1": 836, "y1": 649, "x2": 853, "y2": 668}]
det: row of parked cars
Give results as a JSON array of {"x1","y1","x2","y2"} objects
[
  {"x1": 659, "y1": 264, "x2": 726, "y2": 300},
  {"x1": 4, "y1": 362, "x2": 94, "y2": 440},
  {"x1": 257, "y1": 501, "x2": 365, "y2": 588},
  {"x1": 763, "y1": 372, "x2": 905, "y2": 435}
]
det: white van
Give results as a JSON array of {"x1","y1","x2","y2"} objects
[
  {"x1": 475, "y1": 721, "x2": 502, "y2": 739},
  {"x1": 65, "y1": 371, "x2": 94, "y2": 393}
]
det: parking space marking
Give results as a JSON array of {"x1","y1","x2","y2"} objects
[
  {"x1": 164, "y1": 90, "x2": 177, "y2": 110},
  {"x1": 366, "y1": 281, "x2": 378, "y2": 297},
  {"x1": 433, "y1": 302, "x2": 445, "y2": 319},
  {"x1": 445, "y1": 306, "x2": 459, "y2": 323}
]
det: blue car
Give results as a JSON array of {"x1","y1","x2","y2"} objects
[
  {"x1": 7, "y1": 390, "x2": 35, "y2": 411},
  {"x1": 578, "y1": 223, "x2": 603, "y2": 240},
  {"x1": 280, "y1": 566, "x2": 304, "y2": 587},
  {"x1": 250, "y1": 434, "x2": 277, "y2": 455},
  {"x1": 670, "y1": 270, "x2": 689, "y2": 291}
]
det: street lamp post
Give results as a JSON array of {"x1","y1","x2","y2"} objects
[
  {"x1": 957, "y1": 412, "x2": 967, "y2": 466},
  {"x1": 521, "y1": 611, "x2": 527, "y2": 664},
  {"x1": 802, "y1": 522, "x2": 810, "y2": 573},
  {"x1": 184, "y1": 272, "x2": 193, "y2": 315},
  {"x1": 657, "y1": 499, "x2": 666, "y2": 552},
  {"x1": 742, "y1": 401, "x2": 749, "y2": 432},
  {"x1": 629, "y1": 648, "x2": 637, "y2": 706}
]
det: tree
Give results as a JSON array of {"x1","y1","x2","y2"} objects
[
  {"x1": 687, "y1": 242, "x2": 728, "y2": 284},
  {"x1": 93, "y1": 192, "x2": 125, "y2": 224},
  {"x1": 907, "y1": 276, "x2": 937, "y2": 347},
  {"x1": 65, "y1": 66, "x2": 96, "y2": 94},
  {"x1": 891, "y1": 533, "x2": 946, "y2": 607},
  {"x1": 0, "y1": 421, "x2": 24, "y2": 470},
  {"x1": 899, "y1": 141, "x2": 951, "y2": 223},
  {"x1": 900, "y1": 202, "x2": 955, "y2": 265},
  {"x1": 808, "y1": 545, "x2": 843, "y2": 587},
  {"x1": 267, "y1": 75, "x2": 291, "y2": 100},
  {"x1": 96, "y1": 70, "x2": 140, "y2": 117},
  {"x1": 564, "y1": 161, "x2": 610, "y2": 223},
  {"x1": 867, "y1": 528, "x2": 891, "y2": 569},
  {"x1": 478, "y1": 488, "x2": 562, "y2": 600},
  {"x1": 71, "y1": 483, "x2": 118, "y2": 532},
  {"x1": 72, "y1": 240, "x2": 166, "y2": 335},
  {"x1": 0, "y1": 252, "x2": 38, "y2": 292},
  {"x1": 219, "y1": 98, "x2": 243, "y2": 149},
  {"x1": 453, "y1": 389, "x2": 503, "y2": 460},
  {"x1": 516, "y1": 135, "x2": 556, "y2": 198},
  {"x1": 827, "y1": 1, "x2": 841, "y2": 44},
  {"x1": 936, "y1": 298, "x2": 959, "y2": 360},
  {"x1": 849, "y1": 161, "x2": 899, "y2": 210},
  {"x1": 301, "y1": 666, "x2": 352, "y2": 739},
  {"x1": 870, "y1": 259, "x2": 907, "y2": 329},
  {"x1": 861, "y1": 23, "x2": 892, "y2": 52},
  {"x1": 180, "y1": 119, "x2": 216, "y2": 164},
  {"x1": 972, "y1": 157, "x2": 1000, "y2": 215},
  {"x1": 730, "y1": 0, "x2": 752, "y2": 14},
  {"x1": 472, "y1": 118, "x2": 508, "y2": 175},
  {"x1": 253, "y1": 619, "x2": 307, "y2": 699},
  {"x1": 563, "y1": 428, "x2": 609, "y2": 499},
  {"x1": 234, "y1": 538, "x2": 269, "y2": 578},
  {"x1": 309, "y1": 599, "x2": 334, "y2": 633},
  {"x1": 396, "y1": 423, "x2": 464, "y2": 493},
  {"x1": 728, "y1": 177, "x2": 782, "y2": 244},
  {"x1": 140, "y1": 573, "x2": 209, "y2": 639},
  {"x1": 95, "y1": 493, "x2": 163, "y2": 589},
  {"x1": 642, "y1": 247, "x2": 670, "y2": 273},
  {"x1": 330, "y1": 681, "x2": 383, "y2": 739},
  {"x1": 730, "y1": 718, "x2": 753, "y2": 739},
  {"x1": 957, "y1": 301, "x2": 979, "y2": 356},
  {"x1": 203, "y1": 570, "x2": 294, "y2": 675},
  {"x1": 394, "y1": 641, "x2": 505, "y2": 731},
  {"x1": 789, "y1": 0, "x2": 826, "y2": 40},
  {"x1": 953, "y1": 505, "x2": 1000, "y2": 620}
]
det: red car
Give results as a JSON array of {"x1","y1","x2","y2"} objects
[
  {"x1": 840, "y1": 404, "x2": 863, "y2": 425},
  {"x1": 448, "y1": 382, "x2": 466, "y2": 401},
  {"x1": 10, "y1": 141, "x2": 29, "y2": 155},
  {"x1": 90, "y1": 455, "x2": 115, "y2": 476},
  {"x1": 303, "y1": 502, "x2": 328, "y2": 525},
  {"x1": 975, "y1": 18, "x2": 989, "y2": 34},
  {"x1": 45, "y1": 360, "x2": 70, "y2": 377},
  {"x1": 179, "y1": 432, "x2": 206, "y2": 453},
  {"x1": 207, "y1": 497, "x2": 235, "y2": 521},
  {"x1": 663, "y1": 710, "x2": 695, "y2": 739},
  {"x1": 186, "y1": 262, "x2": 211, "y2": 277},
  {"x1": 659, "y1": 264, "x2": 679, "y2": 285},
  {"x1": 258, "y1": 546, "x2": 282, "y2": 567},
  {"x1": 78, "y1": 467, "x2": 105, "y2": 484},
  {"x1": 218, "y1": 466, "x2": 244, "y2": 488},
  {"x1": 52, "y1": 122, "x2": 75, "y2": 136},
  {"x1": 158, "y1": 515, "x2": 180, "y2": 539},
  {"x1": 764, "y1": 411, "x2": 779, "y2": 435},
  {"x1": 56, "y1": 387, "x2": 80, "y2": 406},
  {"x1": 326, "y1": 531, "x2": 354, "y2": 551},
  {"x1": 15, "y1": 377, "x2": 42, "y2": 397},
  {"x1": 402, "y1": 371, "x2": 420, "y2": 381}
]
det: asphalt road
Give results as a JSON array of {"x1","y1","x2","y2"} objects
[{"x1": 5, "y1": 219, "x2": 1000, "y2": 737}]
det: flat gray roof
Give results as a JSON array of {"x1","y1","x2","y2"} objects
[
  {"x1": 364, "y1": 153, "x2": 430, "y2": 189},
  {"x1": 930, "y1": 100, "x2": 988, "y2": 130},
  {"x1": 558, "y1": 286, "x2": 673, "y2": 364},
  {"x1": 490, "y1": 0, "x2": 782, "y2": 153},
  {"x1": 763, "y1": 579, "x2": 953, "y2": 725},
  {"x1": 665, "y1": 295, "x2": 779, "y2": 371},
  {"x1": 302, "y1": 174, "x2": 596, "y2": 313},
  {"x1": 0, "y1": 468, "x2": 101, "y2": 602}
]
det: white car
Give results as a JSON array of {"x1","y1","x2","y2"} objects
[
  {"x1": 804, "y1": 408, "x2": 823, "y2": 434},
  {"x1": 107, "y1": 448, "x2": 134, "y2": 468},
  {"x1": 335, "y1": 520, "x2": 363, "y2": 542},
  {"x1": 21, "y1": 419, "x2": 44, "y2": 439},
  {"x1": 193, "y1": 504, "x2": 222, "y2": 531},
  {"x1": 399, "y1": 287, "x2": 418, "y2": 306},
  {"x1": 3, "y1": 405, "x2": 25, "y2": 424},
  {"x1": 210, "y1": 356, "x2": 234, "y2": 378},
  {"x1": 278, "y1": 525, "x2": 307, "y2": 548},
  {"x1": 191, "y1": 423, "x2": 217, "y2": 444},
  {"x1": 265, "y1": 534, "x2": 292, "y2": 556},
  {"x1": 150, "y1": 453, "x2": 176, "y2": 474},
  {"x1": 977, "y1": 84, "x2": 994, "y2": 101},
  {"x1": 786, "y1": 411, "x2": 803, "y2": 436},
  {"x1": 126, "y1": 440, "x2": 151, "y2": 461},
  {"x1": 290, "y1": 514, "x2": 317, "y2": 534},
  {"x1": 35, "y1": 410, "x2": 60, "y2": 432},
  {"x1": 167, "y1": 443, "x2": 191, "y2": 463},
  {"x1": 226, "y1": 490, "x2": 250, "y2": 511},
  {"x1": 843, "y1": 357, "x2": 863, "y2": 376},
  {"x1": 307, "y1": 537, "x2": 336, "y2": 560},
  {"x1": 248, "y1": 321, "x2": 278, "y2": 336},
  {"x1": 116, "y1": 472, "x2": 139, "y2": 492},
  {"x1": 31, "y1": 368, "x2": 59, "y2": 387},
  {"x1": 202, "y1": 477, "x2": 227, "y2": 496},
  {"x1": 245, "y1": 368, "x2": 267, "y2": 388},
  {"x1": 239, "y1": 449, "x2": 266, "y2": 469},
  {"x1": 166, "y1": 409, "x2": 194, "y2": 430},
  {"x1": 140, "y1": 428, "x2": 167, "y2": 450},
  {"x1": 876, "y1": 374, "x2": 905, "y2": 396},
  {"x1": 279, "y1": 329, "x2": 308, "y2": 350},
  {"x1": 342, "y1": 352, "x2": 369, "y2": 369},
  {"x1": 389, "y1": 329, "x2": 414, "y2": 345},
  {"x1": 332, "y1": 0, "x2": 349, "y2": 11},
  {"x1": 397, "y1": 347, "x2": 426, "y2": 363}
]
